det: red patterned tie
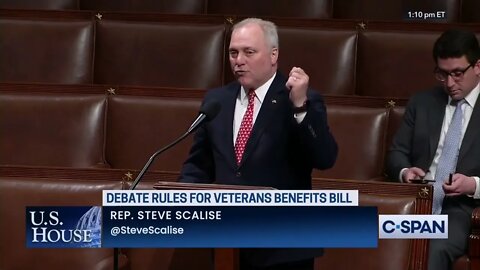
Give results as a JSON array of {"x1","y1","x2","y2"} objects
[{"x1": 234, "y1": 90, "x2": 255, "y2": 165}]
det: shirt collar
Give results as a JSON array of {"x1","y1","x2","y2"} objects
[
  {"x1": 448, "y1": 82, "x2": 480, "y2": 108},
  {"x1": 239, "y1": 72, "x2": 276, "y2": 105}
]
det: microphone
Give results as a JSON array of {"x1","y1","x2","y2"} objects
[
  {"x1": 129, "y1": 101, "x2": 221, "y2": 190},
  {"x1": 187, "y1": 101, "x2": 221, "y2": 134}
]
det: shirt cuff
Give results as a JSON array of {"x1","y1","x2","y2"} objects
[
  {"x1": 473, "y1": 176, "x2": 480, "y2": 199},
  {"x1": 399, "y1": 168, "x2": 408, "y2": 182},
  {"x1": 293, "y1": 112, "x2": 307, "y2": 123}
]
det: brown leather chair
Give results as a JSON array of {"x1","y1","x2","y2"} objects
[
  {"x1": 94, "y1": 19, "x2": 225, "y2": 89},
  {"x1": 356, "y1": 29, "x2": 440, "y2": 98},
  {"x1": 0, "y1": 176, "x2": 123, "y2": 270},
  {"x1": 0, "y1": 92, "x2": 107, "y2": 167},
  {"x1": 277, "y1": 26, "x2": 357, "y2": 95},
  {"x1": 105, "y1": 94, "x2": 201, "y2": 172},
  {"x1": 313, "y1": 104, "x2": 389, "y2": 180},
  {"x1": 386, "y1": 105, "x2": 406, "y2": 149},
  {"x1": 0, "y1": 16, "x2": 94, "y2": 84}
]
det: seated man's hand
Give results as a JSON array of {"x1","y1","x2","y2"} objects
[
  {"x1": 443, "y1": 173, "x2": 476, "y2": 196},
  {"x1": 402, "y1": 167, "x2": 427, "y2": 183}
]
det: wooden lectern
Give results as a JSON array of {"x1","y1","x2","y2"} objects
[{"x1": 153, "y1": 181, "x2": 275, "y2": 270}]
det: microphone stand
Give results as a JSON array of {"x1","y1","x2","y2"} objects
[
  {"x1": 112, "y1": 101, "x2": 219, "y2": 270},
  {"x1": 130, "y1": 131, "x2": 190, "y2": 191},
  {"x1": 113, "y1": 127, "x2": 198, "y2": 270}
]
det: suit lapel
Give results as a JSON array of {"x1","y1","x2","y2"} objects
[
  {"x1": 238, "y1": 74, "x2": 287, "y2": 167},
  {"x1": 457, "y1": 96, "x2": 480, "y2": 164}
]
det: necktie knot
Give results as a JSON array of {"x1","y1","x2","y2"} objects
[
  {"x1": 450, "y1": 98, "x2": 466, "y2": 107},
  {"x1": 248, "y1": 90, "x2": 256, "y2": 104}
]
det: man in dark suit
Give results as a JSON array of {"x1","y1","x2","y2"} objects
[
  {"x1": 387, "y1": 29, "x2": 480, "y2": 270},
  {"x1": 180, "y1": 18, "x2": 338, "y2": 270}
]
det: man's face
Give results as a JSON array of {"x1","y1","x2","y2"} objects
[
  {"x1": 436, "y1": 56, "x2": 480, "y2": 100},
  {"x1": 228, "y1": 23, "x2": 278, "y2": 90}
]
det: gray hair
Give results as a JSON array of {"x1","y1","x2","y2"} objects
[{"x1": 232, "y1": 18, "x2": 279, "y2": 49}]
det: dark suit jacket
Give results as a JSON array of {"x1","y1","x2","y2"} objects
[
  {"x1": 180, "y1": 72, "x2": 338, "y2": 266},
  {"x1": 387, "y1": 86, "x2": 480, "y2": 212}
]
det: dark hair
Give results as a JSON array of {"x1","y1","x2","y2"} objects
[{"x1": 433, "y1": 29, "x2": 480, "y2": 64}]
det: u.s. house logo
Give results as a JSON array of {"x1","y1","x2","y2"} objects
[{"x1": 26, "y1": 206, "x2": 102, "y2": 248}]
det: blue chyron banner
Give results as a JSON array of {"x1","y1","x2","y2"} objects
[
  {"x1": 26, "y1": 206, "x2": 102, "y2": 248},
  {"x1": 25, "y1": 206, "x2": 378, "y2": 248},
  {"x1": 101, "y1": 206, "x2": 378, "y2": 248}
]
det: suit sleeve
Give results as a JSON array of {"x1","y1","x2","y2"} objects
[
  {"x1": 296, "y1": 91, "x2": 338, "y2": 170},
  {"x1": 386, "y1": 98, "x2": 417, "y2": 180}
]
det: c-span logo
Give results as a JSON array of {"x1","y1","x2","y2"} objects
[{"x1": 379, "y1": 215, "x2": 448, "y2": 239}]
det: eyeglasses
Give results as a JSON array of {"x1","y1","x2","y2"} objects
[{"x1": 434, "y1": 64, "x2": 472, "y2": 82}]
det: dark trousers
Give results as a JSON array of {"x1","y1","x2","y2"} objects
[
  {"x1": 240, "y1": 258, "x2": 314, "y2": 270},
  {"x1": 428, "y1": 196, "x2": 476, "y2": 270}
]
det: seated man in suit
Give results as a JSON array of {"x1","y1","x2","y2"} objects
[
  {"x1": 179, "y1": 18, "x2": 338, "y2": 270},
  {"x1": 387, "y1": 29, "x2": 480, "y2": 270}
]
